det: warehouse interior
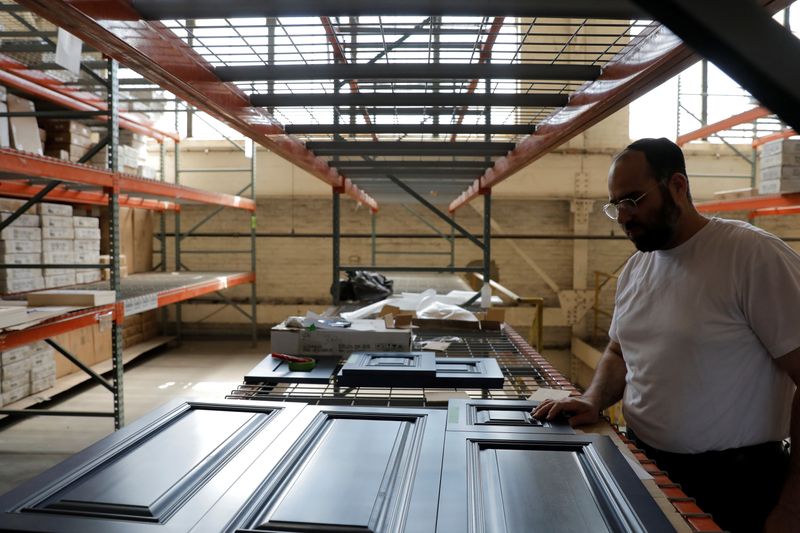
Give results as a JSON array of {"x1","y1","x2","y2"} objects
[{"x1": 0, "y1": 1, "x2": 798, "y2": 532}]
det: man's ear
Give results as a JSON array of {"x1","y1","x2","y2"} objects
[{"x1": 670, "y1": 172, "x2": 689, "y2": 198}]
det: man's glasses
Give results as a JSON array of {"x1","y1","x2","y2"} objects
[{"x1": 602, "y1": 187, "x2": 655, "y2": 220}]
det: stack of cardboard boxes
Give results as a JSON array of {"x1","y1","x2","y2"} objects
[
  {"x1": 758, "y1": 139, "x2": 800, "y2": 194},
  {"x1": 0, "y1": 341, "x2": 55, "y2": 406},
  {"x1": 0, "y1": 199, "x2": 102, "y2": 292},
  {"x1": 121, "y1": 309, "x2": 161, "y2": 349},
  {"x1": 42, "y1": 120, "x2": 93, "y2": 162}
]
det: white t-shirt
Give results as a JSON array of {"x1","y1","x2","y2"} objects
[{"x1": 609, "y1": 217, "x2": 798, "y2": 453}]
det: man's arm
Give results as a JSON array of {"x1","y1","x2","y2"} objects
[
  {"x1": 765, "y1": 346, "x2": 800, "y2": 533},
  {"x1": 532, "y1": 340, "x2": 627, "y2": 427}
]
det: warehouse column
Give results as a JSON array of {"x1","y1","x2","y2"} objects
[{"x1": 106, "y1": 57, "x2": 124, "y2": 429}]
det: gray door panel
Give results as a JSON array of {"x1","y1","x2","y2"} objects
[
  {"x1": 436, "y1": 432, "x2": 676, "y2": 533},
  {"x1": 433, "y1": 358, "x2": 504, "y2": 388},
  {"x1": 195, "y1": 405, "x2": 446, "y2": 533},
  {"x1": 337, "y1": 352, "x2": 504, "y2": 388},
  {"x1": 0, "y1": 400, "x2": 305, "y2": 533},
  {"x1": 446, "y1": 399, "x2": 575, "y2": 434},
  {"x1": 244, "y1": 354, "x2": 339, "y2": 384}
]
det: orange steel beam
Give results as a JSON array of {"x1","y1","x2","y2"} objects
[
  {"x1": 0, "y1": 305, "x2": 115, "y2": 351},
  {"x1": 156, "y1": 272, "x2": 255, "y2": 307},
  {"x1": 449, "y1": 23, "x2": 698, "y2": 212},
  {"x1": 676, "y1": 106, "x2": 771, "y2": 146},
  {"x1": 753, "y1": 128, "x2": 797, "y2": 148},
  {"x1": 15, "y1": 0, "x2": 378, "y2": 212},
  {"x1": 696, "y1": 193, "x2": 800, "y2": 213},
  {"x1": 0, "y1": 149, "x2": 253, "y2": 211},
  {"x1": 748, "y1": 206, "x2": 800, "y2": 218},
  {"x1": 0, "y1": 180, "x2": 177, "y2": 211},
  {"x1": 450, "y1": 17, "x2": 505, "y2": 142},
  {"x1": 320, "y1": 17, "x2": 379, "y2": 143},
  {"x1": 0, "y1": 53, "x2": 178, "y2": 143}
]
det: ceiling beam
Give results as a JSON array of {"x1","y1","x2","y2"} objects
[
  {"x1": 449, "y1": 23, "x2": 698, "y2": 211},
  {"x1": 335, "y1": 108, "x2": 489, "y2": 116},
  {"x1": 216, "y1": 64, "x2": 601, "y2": 82},
  {"x1": 130, "y1": 0, "x2": 649, "y2": 19},
  {"x1": 285, "y1": 124, "x2": 534, "y2": 135},
  {"x1": 307, "y1": 141, "x2": 513, "y2": 156},
  {"x1": 676, "y1": 106, "x2": 772, "y2": 146},
  {"x1": 632, "y1": 0, "x2": 800, "y2": 134},
  {"x1": 341, "y1": 169, "x2": 481, "y2": 177},
  {"x1": 16, "y1": 0, "x2": 379, "y2": 212},
  {"x1": 332, "y1": 160, "x2": 489, "y2": 169},
  {"x1": 252, "y1": 93, "x2": 567, "y2": 108}
]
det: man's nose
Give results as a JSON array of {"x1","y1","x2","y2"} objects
[{"x1": 617, "y1": 209, "x2": 633, "y2": 225}]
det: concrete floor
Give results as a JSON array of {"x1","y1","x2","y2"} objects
[{"x1": 0, "y1": 339, "x2": 268, "y2": 496}]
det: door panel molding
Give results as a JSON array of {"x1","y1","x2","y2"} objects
[
  {"x1": 446, "y1": 399, "x2": 574, "y2": 434},
  {"x1": 436, "y1": 432, "x2": 674, "y2": 533},
  {"x1": 0, "y1": 400, "x2": 305, "y2": 533}
]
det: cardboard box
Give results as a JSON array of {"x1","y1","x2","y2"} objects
[
  {"x1": 73, "y1": 216, "x2": 99, "y2": 228},
  {"x1": 44, "y1": 144, "x2": 86, "y2": 161},
  {"x1": 0, "y1": 253, "x2": 41, "y2": 265},
  {"x1": 74, "y1": 240, "x2": 100, "y2": 254},
  {"x1": 40, "y1": 215, "x2": 73, "y2": 228},
  {"x1": 45, "y1": 272, "x2": 77, "y2": 288},
  {"x1": 760, "y1": 139, "x2": 800, "y2": 157},
  {"x1": 76, "y1": 270, "x2": 102, "y2": 284},
  {"x1": 759, "y1": 178, "x2": 800, "y2": 195},
  {"x1": 27, "y1": 289, "x2": 115, "y2": 307},
  {"x1": 43, "y1": 268, "x2": 75, "y2": 277},
  {"x1": 36, "y1": 203, "x2": 73, "y2": 217},
  {"x1": 270, "y1": 318, "x2": 412, "y2": 356},
  {"x1": 0, "y1": 212, "x2": 39, "y2": 227},
  {"x1": 41, "y1": 240, "x2": 73, "y2": 253},
  {"x1": 1, "y1": 384, "x2": 31, "y2": 406},
  {"x1": 30, "y1": 374, "x2": 55, "y2": 394},
  {"x1": 75, "y1": 253, "x2": 100, "y2": 265},
  {"x1": 41, "y1": 119, "x2": 91, "y2": 138},
  {"x1": 1, "y1": 344, "x2": 36, "y2": 366},
  {"x1": 8, "y1": 94, "x2": 43, "y2": 155},
  {"x1": 760, "y1": 152, "x2": 800, "y2": 169},
  {"x1": 132, "y1": 209, "x2": 153, "y2": 273},
  {"x1": 0, "y1": 240, "x2": 41, "y2": 254},
  {"x1": 1, "y1": 276, "x2": 44, "y2": 294},
  {"x1": 0, "y1": 226, "x2": 41, "y2": 241},
  {"x1": 42, "y1": 250, "x2": 74, "y2": 264},
  {"x1": 74, "y1": 227, "x2": 101, "y2": 240},
  {"x1": 1, "y1": 373, "x2": 29, "y2": 393},
  {"x1": 42, "y1": 226, "x2": 75, "y2": 240},
  {"x1": 761, "y1": 165, "x2": 800, "y2": 182},
  {"x1": 1, "y1": 357, "x2": 33, "y2": 382},
  {"x1": 47, "y1": 131, "x2": 92, "y2": 147},
  {"x1": 0, "y1": 268, "x2": 40, "y2": 281}
]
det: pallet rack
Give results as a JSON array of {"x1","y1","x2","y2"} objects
[{"x1": 0, "y1": 57, "x2": 257, "y2": 429}]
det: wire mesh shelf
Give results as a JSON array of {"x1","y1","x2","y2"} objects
[{"x1": 227, "y1": 324, "x2": 575, "y2": 407}]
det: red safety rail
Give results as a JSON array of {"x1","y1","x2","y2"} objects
[
  {"x1": 0, "y1": 305, "x2": 115, "y2": 351},
  {"x1": 676, "y1": 106, "x2": 771, "y2": 146},
  {"x1": 156, "y1": 272, "x2": 255, "y2": 308},
  {"x1": 0, "y1": 53, "x2": 178, "y2": 143},
  {"x1": 0, "y1": 148, "x2": 254, "y2": 211},
  {"x1": 0, "y1": 180, "x2": 177, "y2": 211},
  {"x1": 696, "y1": 192, "x2": 800, "y2": 214}
]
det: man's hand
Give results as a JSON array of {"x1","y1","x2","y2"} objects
[{"x1": 531, "y1": 396, "x2": 601, "y2": 427}]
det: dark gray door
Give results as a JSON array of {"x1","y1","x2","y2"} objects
[
  {"x1": 434, "y1": 358, "x2": 504, "y2": 388},
  {"x1": 446, "y1": 399, "x2": 574, "y2": 434},
  {"x1": 244, "y1": 354, "x2": 339, "y2": 384},
  {"x1": 436, "y1": 431, "x2": 675, "y2": 533},
  {"x1": 0, "y1": 400, "x2": 305, "y2": 533},
  {"x1": 192, "y1": 405, "x2": 446, "y2": 533}
]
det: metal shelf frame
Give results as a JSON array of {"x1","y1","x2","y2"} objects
[{"x1": 0, "y1": 52, "x2": 256, "y2": 428}]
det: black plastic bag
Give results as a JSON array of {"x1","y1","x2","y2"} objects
[{"x1": 332, "y1": 270, "x2": 393, "y2": 302}]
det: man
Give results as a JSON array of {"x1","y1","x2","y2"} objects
[{"x1": 533, "y1": 138, "x2": 800, "y2": 533}]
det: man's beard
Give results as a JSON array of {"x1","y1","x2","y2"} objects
[{"x1": 624, "y1": 189, "x2": 681, "y2": 252}]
